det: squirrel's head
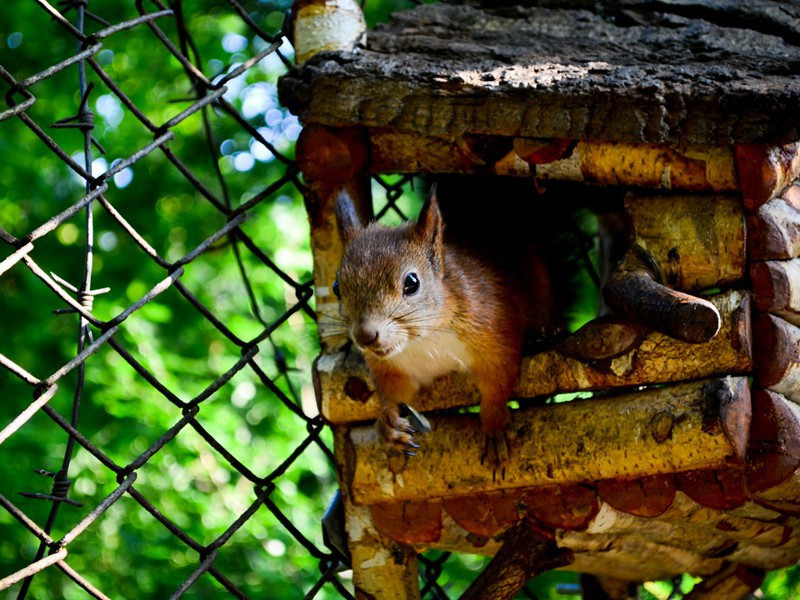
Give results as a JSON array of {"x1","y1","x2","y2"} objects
[{"x1": 333, "y1": 187, "x2": 448, "y2": 360}]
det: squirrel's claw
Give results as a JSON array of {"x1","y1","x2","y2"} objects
[
  {"x1": 481, "y1": 431, "x2": 509, "y2": 481},
  {"x1": 378, "y1": 412, "x2": 419, "y2": 455},
  {"x1": 378, "y1": 405, "x2": 431, "y2": 456}
]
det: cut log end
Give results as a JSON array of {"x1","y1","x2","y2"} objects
[
  {"x1": 603, "y1": 245, "x2": 721, "y2": 343},
  {"x1": 752, "y1": 313, "x2": 796, "y2": 391},
  {"x1": 556, "y1": 318, "x2": 645, "y2": 363},
  {"x1": 745, "y1": 389, "x2": 800, "y2": 494}
]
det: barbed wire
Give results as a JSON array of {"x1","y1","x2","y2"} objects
[{"x1": 0, "y1": 0, "x2": 351, "y2": 597}]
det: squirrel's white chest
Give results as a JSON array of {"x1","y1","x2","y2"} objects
[{"x1": 388, "y1": 329, "x2": 472, "y2": 387}]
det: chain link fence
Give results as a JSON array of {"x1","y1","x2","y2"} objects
[
  {"x1": 0, "y1": 1, "x2": 589, "y2": 598},
  {"x1": 0, "y1": 0, "x2": 491, "y2": 597}
]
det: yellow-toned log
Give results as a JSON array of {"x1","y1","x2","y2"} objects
[
  {"x1": 625, "y1": 194, "x2": 745, "y2": 292},
  {"x1": 753, "y1": 315, "x2": 800, "y2": 403},
  {"x1": 368, "y1": 130, "x2": 532, "y2": 176},
  {"x1": 367, "y1": 132, "x2": 739, "y2": 193},
  {"x1": 684, "y1": 565, "x2": 765, "y2": 600},
  {"x1": 751, "y1": 260, "x2": 800, "y2": 327},
  {"x1": 556, "y1": 143, "x2": 738, "y2": 192},
  {"x1": 316, "y1": 290, "x2": 752, "y2": 425},
  {"x1": 746, "y1": 185, "x2": 800, "y2": 260},
  {"x1": 342, "y1": 377, "x2": 750, "y2": 505},
  {"x1": 333, "y1": 429, "x2": 420, "y2": 600},
  {"x1": 735, "y1": 143, "x2": 800, "y2": 212},
  {"x1": 516, "y1": 290, "x2": 751, "y2": 398}
]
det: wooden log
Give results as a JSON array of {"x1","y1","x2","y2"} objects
[
  {"x1": 278, "y1": 3, "x2": 800, "y2": 145},
  {"x1": 625, "y1": 194, "x2": 745, "y2": 292},
  {"x1": 751, "y1": 260, "x2": 800, "y2": 327},
  {"x1": 724, "y1": 544, "x2": 800, "y2": 571},
  {"x1": 333, "y1": 429, "x2": 420, "y2": 600},
  {"x1": 317, "y1": 290, "x2": 752, "y2": 425},
  {"x1": 289, "y1": 0, "x2": 365, "y2": 65},
  {"x1": 656, "y1": 492, "x2": 792, "y2": 549},
  {"x1": 296, "y1": 125, "x2": 369, "y2": 184},
  {"x1": 342, "y1": 377, "x2": 750, "y2": 505},
  {"x1": 554, "y1": 318, "x2": 644, "y2": 363},
  {"x1": 390, "y1": 491, "x2": 800, "y2": 577},
  {"x1": 566, "y1": 529, "x2": 800, "y2": 573},
  {"x1": 297, "y1": 126, "x2": 372, "y2": 350},
  {"x1": 603, "y1": 244, "x2": 721, "y2": 343},
  {"x1": 367, "y1": 130, "x2": 739, "y2": 192},
  {"x1": 753, "y1": 314, "x2": 800, "y2": 403},
  {"x1": 542, "y1": 143, "x2": 738, "y2": 192},
  {"x1": 518, "y1": 290, "x2": 751, "y2": 397},
  {"x1": 746, "y1": 184, "x2": 800, "y2": 260},
  {"x1": 583, "y1": 498, "x2": 793, "y2": 553},
  {"x1": 675, "y1": 468, "x2": 747, "y2": 511},
  {"x1": 684, "y1": 564, "x2": 765, "y2": 600},
  {"x1": 557, "y1": 533, "x2": 725, "y2": 578},
  {"x1": 460, "y1": 518, "x2": 573, "y2": 600},
  {"x1": 582, "y1": 502, "x2": 736, "y2": 557},
  {"x1": 746, "y1": 389, "x2": 800, "y2": 512},
  {"x1": 735, "y1": 143, "x2": 800, "y2": 212}
]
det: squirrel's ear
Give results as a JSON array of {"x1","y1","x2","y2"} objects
[
  {"x1": 414, "y1": 184, "x2": 444, "y2": 271},
  {"x1": 335, "y1": 190, "x2": 364, "y2": 246}
]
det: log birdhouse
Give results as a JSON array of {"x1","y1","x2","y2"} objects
[{"x1": 279, "y1": 1, "x2": 800, "y2": 598}]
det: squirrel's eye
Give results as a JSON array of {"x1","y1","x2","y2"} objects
[
  {"x1": 332, "y1": 279, "x2": 341, "y2": 299},
  {"x1": 403, "y1": 273, "x2": 420, "y2": 296}
]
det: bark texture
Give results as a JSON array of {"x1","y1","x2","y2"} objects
[
  {"x1": 342, "y1": 377, "x2": 750, "y2": 505},
  {"x1": 279, "y1": 1, "x2": 800, "y2": 145},
  {"x1": 316, "y1": 290, "x2": 752, "y2": 425}
]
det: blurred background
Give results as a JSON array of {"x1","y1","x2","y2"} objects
[{"x1": 0, "y1": 1, "x2": 798, "y2": 598}]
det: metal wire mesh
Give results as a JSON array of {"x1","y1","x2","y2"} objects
[
  {"x1": 0, "y1": 0, "x2": 350, "y2": 597},
  {"x1": 0, "y1": 1, "x2": 589, "y2": 598}
]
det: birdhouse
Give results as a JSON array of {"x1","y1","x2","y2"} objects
[{"x1": 279, "y1": 1, "x2": 800, "y2": 597}]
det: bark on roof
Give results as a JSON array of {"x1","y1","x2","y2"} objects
[{"x1": 279, "y1": 0, "x2": 800, "y2": 144}]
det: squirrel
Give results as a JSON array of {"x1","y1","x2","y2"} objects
[{"x1": 332, "y1": 179, "x2": 562, "y2": 469}]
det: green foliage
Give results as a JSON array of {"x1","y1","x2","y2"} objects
[{"x1": 1, "y1": 1, "x2": 799, "y2": 599}]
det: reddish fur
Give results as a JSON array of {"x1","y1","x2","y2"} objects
[{"x1": 334, "y1": 189, "x2": 552, "y2": 466}]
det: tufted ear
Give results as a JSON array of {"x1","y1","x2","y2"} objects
[
  {"x1": 335, "y1": 189, "x2": 365, "y2": 246},
  {"x1": 413, "y1": 184, "x2": 444, "y2": 271}
]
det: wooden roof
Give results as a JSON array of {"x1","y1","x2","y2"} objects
[{"x1": 279, "y1": 0, "x2": 800, "y2": 145}]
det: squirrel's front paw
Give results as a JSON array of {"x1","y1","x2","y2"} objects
[
  {"x1": 378, "y1": 409, "x2": 420, "y2": 456},
  {"x1": 481, "y1": 431, "x2": 509, "y2": 481}
]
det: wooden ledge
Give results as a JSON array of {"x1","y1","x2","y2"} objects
[
  {"x1": 279, "y1": 1, "x2": 800, "y2": 145},
  {"x1": 336, "y1": 377, "x2": 750, "y2": 505},
  {"x1": 316, "y1": 290, "x2": 752, "y2": 425}
]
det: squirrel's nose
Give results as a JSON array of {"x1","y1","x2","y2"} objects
[{"x1": 354, "y1": 327, "x2": 379, "y2": 347}]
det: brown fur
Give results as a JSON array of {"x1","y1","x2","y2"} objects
[{"x1": 334, "y1": 187, "x2": 547, "y2": 466}]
